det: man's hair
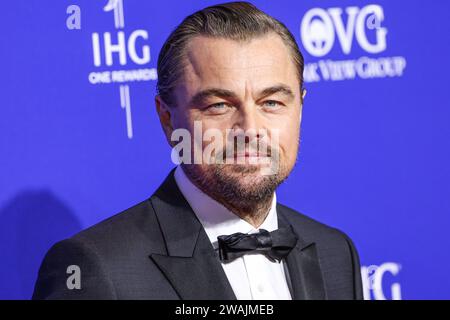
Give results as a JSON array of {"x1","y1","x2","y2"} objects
[{"x1": 156, "y1": 1, "x2": 304, "y2": 107}]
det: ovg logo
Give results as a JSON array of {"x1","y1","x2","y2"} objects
[
  {"x1": 300, "y1": 4, "x2": 406, "y2": 82},
  {"x1": 301, "y1": 5, "x2": 387, "y2": 57},
  {"x1": 87, "y1": 0, "x2": 157, "y2": 139}
]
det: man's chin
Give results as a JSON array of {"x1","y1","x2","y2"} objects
[
  {"x1": 216, "y1": 170, "x2": 278, "y2": 203},
  {"x1": 184, "y1": 163, "x2": 284, "y2": 204},
  {"x1": 217, "y1": 164, "x2": 278, "y2": 187}
]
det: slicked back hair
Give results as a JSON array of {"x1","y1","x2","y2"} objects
[{"x1": 156, "y1": 1, "x2": 304, "y2": 107}]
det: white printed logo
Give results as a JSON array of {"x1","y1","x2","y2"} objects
[
  {"x1": 361, "y1": 262, "x2": 402, "y2": 300},
  {"x1": 88, "y1": 0, "x2": 157, "y2": 139},
  {"x1": 300, "y1": 5, "x2": 406, "y2": 82},
  {"x1": 301, "y1": 5, "x2": 387, "y2": 57}
]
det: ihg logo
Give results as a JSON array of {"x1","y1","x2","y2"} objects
[
  {"x1": 362, "y1": 262, "x2": 402, "y2": 300},
  {"x1": 300, "y1": 4, "x2": 387, "y2": 57},
  {"x1": 91, "y1": 30, "x2": 150, "y2": 67}
]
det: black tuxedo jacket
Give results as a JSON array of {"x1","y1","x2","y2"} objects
[{"x1": 32, "y1": 168, "x2": 363, "y2": 300}]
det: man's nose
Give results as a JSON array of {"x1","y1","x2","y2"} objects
[{"x1": 233, "y1": 104, "x2": 263, "y2": 140}]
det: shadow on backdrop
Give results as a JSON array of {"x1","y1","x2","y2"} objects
[{"x1": 0, "y1": 190, "x2": 82, "y2": 299}]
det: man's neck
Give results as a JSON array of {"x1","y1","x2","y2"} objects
[{"x1": 216, "y1": 194, "x2": 274, "y2": 228}]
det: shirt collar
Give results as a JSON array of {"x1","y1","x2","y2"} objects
[{"x1": 174, "y1": 165, "x2": 278, "y2": 248}]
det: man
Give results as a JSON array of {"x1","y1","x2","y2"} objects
[{"x1": 33, "y1": 1, "x2": 363, "y2": 300}]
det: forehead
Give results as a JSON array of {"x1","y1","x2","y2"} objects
[{"x1": 179, "y1": 33, "x2": 299, "y2": 98}]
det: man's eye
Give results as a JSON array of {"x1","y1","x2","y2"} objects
[
  {"x1": 205, "y1": 102, "x2": 231, "y2": 113},
  {"x1": 209, "y1": 102, "x2": 227, "y2": 109},
  {"x1": 262, "y1": 100, "x2": 282, "y2": 108}
]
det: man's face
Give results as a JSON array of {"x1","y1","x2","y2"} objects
[{"x1": 157, "y1": 33, "x2": 303, "y2": 203}]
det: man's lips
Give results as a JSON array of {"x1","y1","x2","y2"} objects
[
  {"x1": 236, "y1": 152, "x2": 258, "y2": 157},
  {"x1": 233, "y1": 152, "x2": 270, "y2": 158}
]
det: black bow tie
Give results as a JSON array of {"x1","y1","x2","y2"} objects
[{"x1": 217, "y1": 226, "x2": 298, "y2": 263}]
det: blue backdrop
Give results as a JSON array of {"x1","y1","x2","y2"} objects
[{"x1": 1, "y1": 0, "x2": 449, "y2": 299}]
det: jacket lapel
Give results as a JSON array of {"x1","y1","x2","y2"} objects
[
  {"x1": 148, "y1": 168, "x2": 236, "y2": 300},
  {"x1": 278, "y1": 206, "x2": 327, "y2": 300},
  {"x1": 148, "y1": 168, "x2": 326, "y2": 300}
]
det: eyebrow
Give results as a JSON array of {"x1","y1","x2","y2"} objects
[{"x1": 188, "y1": 84, "x2": 296, "y2": 107}]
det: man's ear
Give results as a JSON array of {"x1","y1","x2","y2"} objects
[
  {"x1": 300, "y1": 89, "x2": 307, "y2": 110},
  {"x1": 302, "y1": 89, "x2": 307, "y2": 100},
  {"x1": 155, "y1": 95, "x2": 175, "y2": 147}
]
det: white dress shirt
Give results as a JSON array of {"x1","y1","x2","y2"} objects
[{"x1": 174, "y1": 165, "x2": 293, "y2": 300}]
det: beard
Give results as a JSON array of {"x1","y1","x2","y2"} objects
[{"x1": 181, "y1": 149, "x2": 292, "y2": 213}]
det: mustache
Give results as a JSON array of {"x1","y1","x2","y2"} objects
[{"x1": 218, "y1": 138, "x2": 275, "y2": 161}]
